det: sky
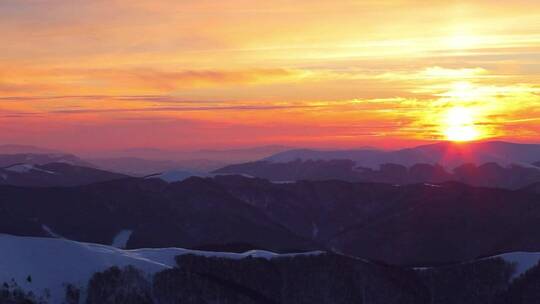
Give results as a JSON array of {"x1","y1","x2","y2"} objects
[{"x1": 0, "y1": 0, "x2": 539, "y2": 151}]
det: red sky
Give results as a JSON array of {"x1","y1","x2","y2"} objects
[{"x1": 1, "y1": 0, "x2": 539, "y2": 152}]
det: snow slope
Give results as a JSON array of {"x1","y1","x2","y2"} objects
[
  {"x1": 3, "y1": 234, "x2": 540, "y2": 303},
  {"x1": 147, "y1": 170, "x2": 255, "y2": 183},
  {"x1": 4, "y1": 163, "x2": 56, "y2": 174},
  {"x1": 145, "y1": 170, "x2": 210, "y2": 182},
  {"x1": 0, "y1": 234, "x2": 323, "y2": 303},
  {"x1": 415, "y1": 252, "x2": 540, "y2": 279},
  {"x1": 497, "y1": 252, "x2": 540, "y2": 278},
  {"x1": 111, "y1": 229, "x2": 133, "y2": 248}
]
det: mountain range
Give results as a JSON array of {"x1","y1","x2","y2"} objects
[
  {"x1": 216, "y1": 141, "x2": 540, "y2": 189},
  {"x1": 0, "y1": 162, "x2": 127, "y2": 187},
  {"x1": 0, "y1": 153, "x2": 92, "y2": 168},
  {"x1": 263, "y1": 141, "x2": 540, "y2": 169},
  {"x1": 2, "y1": 174, "x2": 540, "y2": 266},
  {"x1": 215, "y1": 159, "x2": 540, "y2": 189},
  {"x1": 88, "y1": 157, "x2": 225, "y2": 176}
]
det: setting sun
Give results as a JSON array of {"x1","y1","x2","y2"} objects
[{"x1": 443, "y1": 107, "x2": 481, "y2": 142}]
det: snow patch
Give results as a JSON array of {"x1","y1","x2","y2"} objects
[
  {"x1": 0, "y1": 234, "x2": 169, "y2": 304},
  {"x1": 311, "y1": 222, "x2": 319, "y2": 239},
  {"x1": 511, "y1": 162, "x2": 540, "y2": 170},
  {"x1": 0, "y1": 234, "x2": 325, "y2": 304},
  {"x1": 496, "y1": 252, "x2": 540, "y2": 278},
  {"x1": 41, "y1": 225, "x2": 64, "y2": 239},
  {"x1": 271, "y1": 180, "x2": 296, "y2": 184},
  {"x1": 54, "y1": 159, "x2": 75, "y2": 165},
  {"x1": 4, "y1": 164, "x2": 56, "y2": 175},
  {"x1": 5, "y1": 164, "x2": 36, "y2": 173},
  {"x1": 146, "y1": 170, "x2": 210, "y2": 183},
  {"x1": 414, "y1": 251, "x2": 540, "y2": 279},
  {"x1": 217, "y1": 173, "x2": 255, "y2": 178},
  {"x1": 111, "y1": 229, "x2": 133, "y2": 249}
]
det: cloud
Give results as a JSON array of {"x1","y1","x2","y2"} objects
[
  {"x1": 0, "y1": 83, "x2": 53, "y2": 94},
  {"x1": 0, "y1": 95, "x2": 229, "y2": 104},
  {"x1": 0, "y1": 67, "x2": 309, "y2": 96},
  {"x1": 51, "y1": 104, "x2": 316, "y2": 114},
  {"x1": 104, "y1": 68, "x2": 302, "y2": 89}
]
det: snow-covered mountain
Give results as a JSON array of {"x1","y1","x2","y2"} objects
[
  {"x1": 0, "y1": 234, "x2": 322, "y2": 303},
  {"x1": 264, "y1": 141, "x2": 540, "y2": 169}
]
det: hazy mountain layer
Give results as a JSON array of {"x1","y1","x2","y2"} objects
[
  {"x1": 264, "y1": 141, "x2": 540, "y2": 169},
  {"x1": 215, "y1": 159, "x2": 540, "y2": 189}
]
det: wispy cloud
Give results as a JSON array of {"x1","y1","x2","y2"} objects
[{"x1": 51, "y1": 104, "x2": 317, "y2": 114}]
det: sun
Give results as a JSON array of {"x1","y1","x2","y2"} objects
[{"x1": 442, "y1": 107, "x2": 481, "y2": 142}]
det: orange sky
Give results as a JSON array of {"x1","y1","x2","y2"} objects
[{"x1": 1, "y1": 0, "x2": 539, "y2": 151}]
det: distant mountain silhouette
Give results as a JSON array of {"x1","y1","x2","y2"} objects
[
  {"x1": 263, "y1": 141, "x2": 540, "y2": 169},
  {"x1": 83, "y1": 145, "x2": 294, "y2": 163},
  {"x1": 0, "y1": 162, "x2": 128, "y2": 187},
  {"x1": 522, "y1": 182, "x2": 540, "y2": 194},
  {"x1": 215, "y1": 159, "x2": 540, "y2": 189},
  {"x1": 89, "y1": 157, "x2": 225, "y2": 176},
  {"x1": 0, "y1": 153, "x2": 93, "y2": 168},
  {"x1": 216, "y1": 141, "x2": 540, "y2": 189}
]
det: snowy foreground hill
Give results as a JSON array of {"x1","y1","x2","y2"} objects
[
  {"x1": 0, "y1": 234, "x2": 322, "y2": 303},
  {"x1": 3, "y1": 233, "x2": 540, "y2": 304}
]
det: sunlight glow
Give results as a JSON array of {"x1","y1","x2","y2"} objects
[
  {"x1": 446, "y1": 34, "x2": 481, "y2": 49},
  {"x1": 443, "y1": 107, "x2": 481, "y2": 142},
  {"x1": 443, "y1": 81, "x2": 480, "y2": 101}
]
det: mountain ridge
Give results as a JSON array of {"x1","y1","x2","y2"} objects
[{"x1": 263, "y1": 141, "x2": 540, "y2": 169}]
